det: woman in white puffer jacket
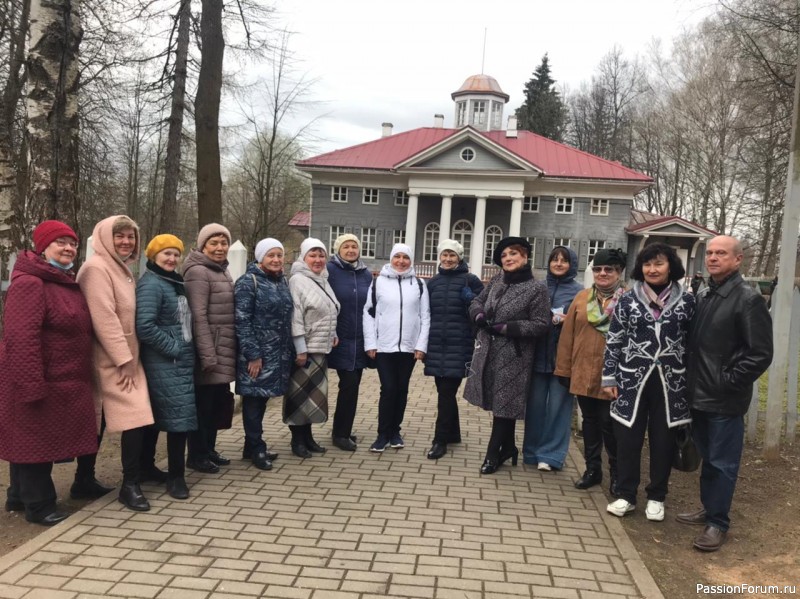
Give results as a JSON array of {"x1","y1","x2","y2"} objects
[
  {"x1": 286, "y1": 238, "x2": 340, "y2": 458},
  {"x1": 363, "y1": 243, "x2": 430, "y2": 453}
]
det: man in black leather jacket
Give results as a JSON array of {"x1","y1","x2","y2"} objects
[{"x1": 677, "y1": 236, "x2": 773, "y2": 552}]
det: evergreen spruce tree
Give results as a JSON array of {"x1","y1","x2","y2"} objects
[{"x1": 515, "y1": 54, "x2": 568, "y2": 141}]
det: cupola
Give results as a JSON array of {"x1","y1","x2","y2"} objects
[{"x1": 451, "y1": 74, "x2": 509, "y2": 132}]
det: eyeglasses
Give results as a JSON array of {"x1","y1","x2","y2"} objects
[
  {"x1": 591, "y1": 265, "x2": 617, "y2": 274},
  {"x1": 54, "y1": 239, "x2": 79, "y2": 249}
]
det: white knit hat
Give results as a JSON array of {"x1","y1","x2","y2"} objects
[
  {"x1": 254, "y1": 238, "x2": 283, "y2": 262},
  {"x1": 437, "y1": 239, "x2": 464, "y2": 260},
  {"x1": 389, "y1": 243, "x2": 413, "y2": 262},
  {"x1": 333, "y1": 233, "x2": 360, "y2": 255},
  {"x1": 299, "y1": 237, "x2": 327, "y2": 260}
]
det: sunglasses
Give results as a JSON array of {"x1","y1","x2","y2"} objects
[{"x1": 591, "y1": 265, "x2": 618, "y2": 274}]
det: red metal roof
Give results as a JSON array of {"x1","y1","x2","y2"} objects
[
  {"x1": 288, "y1": 210, "x2": 310, "y2": 229},
  {"x1": 627, "y1": 209, "x2": 718, "y2": 236},
  {"x1": 297, "y1": 127, "x2": 652, "y2": 183}
]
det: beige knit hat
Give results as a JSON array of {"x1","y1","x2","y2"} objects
[
  {"x1": 333, "y1": 233, "x2": 360, "y2": 255},
  {"x1": 197, "y1": 223, "x2": 231, "y2": 249}
]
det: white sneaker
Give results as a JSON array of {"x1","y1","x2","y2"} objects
[
  {"x1": 645, "y1": 500, "x2": 665, "y2": 522},
  {"x1": 607, "y1": 498, "x2": 635, "y2": 517},
  {"x1": 537, "y1": 462, "x2": 552, "y2": 471}
]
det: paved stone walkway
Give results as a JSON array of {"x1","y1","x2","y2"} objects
[{"x1": 0, "y1": 369, "x2": 663, "y2": 599}]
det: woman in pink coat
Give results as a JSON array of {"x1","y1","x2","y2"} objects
[
  {"x1": 77, "y1": 215, "x2": 154, "y2": 512},
  {"x1": 0, "y1": 221, "x2": 99, "y2": 525}
]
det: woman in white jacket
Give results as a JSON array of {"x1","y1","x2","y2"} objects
[
  {"x1": 364, "y1": 243, "x2": 430, "y2": 452},
  {"x1": 287, "y1": 238, "x2": 340, "y2": 458}
]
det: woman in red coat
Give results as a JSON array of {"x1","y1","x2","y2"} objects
[{"x1": 0, "y1": 221, "x2": 98, "y2": 525}]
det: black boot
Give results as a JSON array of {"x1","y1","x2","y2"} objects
[
  {"x1": 290, "y1": 426, "x2": 312, "y2": 459},
  {"x1": 166, "y1": 477, "x2": 190, "y2": 500},
  {"x1": 574, "y1": 470, "x2": 602, "y2": 490},
  {"x1": 118, "y1": 482, "x2": 150, "y2": 511},
  {"x1": 305, "y1": 426, "x2": 326, "y2": 454},
  {"x1": 70, "y1": 476, "x2": 115, "y2": 500},
  {"x1": 139, "y1": 465, "x2": 168, "y2": 484}
]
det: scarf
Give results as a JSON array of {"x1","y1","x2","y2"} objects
[
  {"x1": 502, "y1": 267, "x2": 533, "y2": 284},
  {"x1": 642, "y1": 282, "x2": 671, "y2": 319},
  {"x1": 586, "y1": 281, "x2": 625, "y2": 335},
  {"x1": 708, "y1": 271, "x2": 737, "y2": 293},
  {"x1": 146, "y1": 261, "x2": 192, "y2": 342}
]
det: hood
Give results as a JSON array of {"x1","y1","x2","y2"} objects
[
  {"x1": 438, "y1": 260, "x2": 469, "y2": 276},
  {"x1": 182, "y1": 247, "x2": 228, "y2": 275},
  {"x1": 91, "y1": 215, "x2": 140, "y2": 265},
  {"x1": 330, "y1": 254, "x2": 368, "y2": 272},
  {"x1": 11, "y1": 250, "x2": 78, "y2": 286},
  {"x1": 379, "y1": 263, "x2": 417, "y2": 280},
  {"x1": 291, "y1": 258, "x2": 329, "y2": 282},
  {"x1": 546, "y1": 245, "x2": 578, "y2": 287}
]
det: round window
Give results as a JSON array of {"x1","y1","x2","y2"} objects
[{"x1": 460, "y1": 147, "x2": 476, "y2": 163}]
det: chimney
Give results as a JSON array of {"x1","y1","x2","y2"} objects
[
  {"x1": 434, "y1": 114, "x2": 444, "y2": 128},
  {"x1": 382, "y1": 122, "x2": 393, "y2": 137},
  {"x1": 506, "y1": 115, "x2": 518, "y2": 138}
]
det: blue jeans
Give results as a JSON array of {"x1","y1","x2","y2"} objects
[
  {"x1": 692, "y1": 409, "x2": 745, "y2": 532},
  {"x1": 523, "y1": 373, "x2": 574, "y2": 469}
]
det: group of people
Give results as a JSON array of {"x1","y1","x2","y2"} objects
[{"x1": 0, "y1": 217, "x2": 773, "y2": 554}]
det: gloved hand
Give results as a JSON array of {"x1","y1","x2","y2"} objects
[
  {"x1": 474, "y1": 312, "x2": 488, "y2": 328},
  {"x1": 557, "y1": 376, "x2": 571, "y2": 389},
  {"x1": 461, "y1": 286, "x2": 476, "y2": 305},
  {"x1": 491, "y1": 323, "x2": 508, "y2": 336}
]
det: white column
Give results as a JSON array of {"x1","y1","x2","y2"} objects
[
  {"x1": 469, "y1": 196, "x2": 487, "y2": 276},
  {"x1": 439, "y1": 195, "x2": 453, "y2": 242},
  {"x1": 509, "y1": 196, "x2": 523, "y2": 237},
  {"x1": 404, "y1": 193, "x2": 419, "y2": 255}
]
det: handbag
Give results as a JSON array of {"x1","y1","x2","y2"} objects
[
  {"x1": 214, "y1": 388, "x2": 235, "y2": 430},
  {"x1": 672, "y1": 425, "x2": 701, "y2": 472}
]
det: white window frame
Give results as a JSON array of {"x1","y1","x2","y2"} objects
[
  {"x1": 460, "y1": 147, "x2": 476, "y2": 163},
  {"x1": 590, "y1": 198, "x2": 609, "y2": 216},
  {"x1": 456, "y1": 101, "x2": 467, "y2": 127},
  {"x1": 423, "y1": 223, "x2": 440, "y2": 262},
  {"x1": 484, "y1": 225, "x2": 503, "y2": 265},
  {"x1": 393, "y1": 229, "x2": 406, "y2": 245},
  {"x1": 491, "y1": 101, "x2": 503, "y2": 129},
  {"x1": 451, "y1": 219, "x2": 473, "y2": 259},
  {"x1": 331, "y1": 186, "x2": 347, "y2": 203},
  {"x1": 394, "y1": 190, "x2": 408, "y2": 206},
  {"x1": 362, "y1": 188, "x2": 379, "y2": 205},
  {"x1": 525, "y1": 237, "x2": 537, "y2": 267},
  {"x1": 523, "y1": 196, "x2": 539, "y2": 213},
  {"x1": 554, "y1": 238, "x2": 571, "y2": 248},
  {"x1": 361, "y1": 228, "x2": 377, "y2": 259},
  {"x1": 329, "y1": 226, "x2": 346, "y2": 254},
  {"x1": 471, "y1": 100, "x2": 486, "y2": 126},
  {"x1": 588, "y1": 240, "x2": 606, "y2": 263},
  {"x1": 555, "y1": 197, "x2": 574, "y2": 214}
]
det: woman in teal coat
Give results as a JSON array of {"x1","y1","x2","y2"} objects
[{"x1": 136, "y1": 234, "x2": 198, "y2": 500}]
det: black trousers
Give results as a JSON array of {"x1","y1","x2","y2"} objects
[
  {"x1": 8, "y1": 462, "x2": 57, "y2": 521},
  {"x1": 121, "y1": 426, "x2": 147, "y2": 484},
  {"x1": 375, "y1": 352, "x2": 416, "y2": 438},
  {"x1": 242, "y1": 395, "x2": 270, "y2": 455},
  {"x1": 577, "y1": 395, "x2": 617, "y2": 478},
  {"x1": 166, "y1": 432, "x2": 188, "y2": 479},
  {"x1": 333, "y1": 369, "x2": 363, "y2": 438},
  {"x1": 188, "y1": 383, "x2": 227, "y2": 461},
  {"x1": 486, "y1": 416, "x2": 516, "y2": 461},
  {"x1": 75, "y1": 415, "x2": 106, "y2": 481},
  {"x1": 433, "y1": 377, "x2": 462, "y2": 444},
  {"x1": 613, "y1": 376, "x2": 677, "y2": 504},
  {"x1": 140, "y1": 425, "x2": 160, "y2": 470}
]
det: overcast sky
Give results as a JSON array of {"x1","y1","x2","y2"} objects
[{"x1": 264, "y1": 0, "x2": 715, "y2": 156}]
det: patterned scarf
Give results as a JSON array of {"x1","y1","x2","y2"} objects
[
  {"x1": 586, "y1": 282, "x2": 625, "y2": 336},
  {"x1": 642, "y1": 282, "x2": 672, "y2": 319}
]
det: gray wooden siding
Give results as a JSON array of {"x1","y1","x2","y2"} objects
[{"x1": 416, "y1": 141, "x2": 523, "y2": 171}]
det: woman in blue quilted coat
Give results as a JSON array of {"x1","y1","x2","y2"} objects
[
  {"x1": 326, "y1": 234, "x2": 373, "y2": 452},
  {"x1": 601, "y1": 243, "x2": 694, "y2": 522},
  {"x1": 234, "y1": 238, "x2": 294, "y2": 471},
  {"x1": 136, "y1": 234, "x2": 198, "y2": 500},
  {"x1": 423, "y1": 239, "x2": 483, "y2": 460}
]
